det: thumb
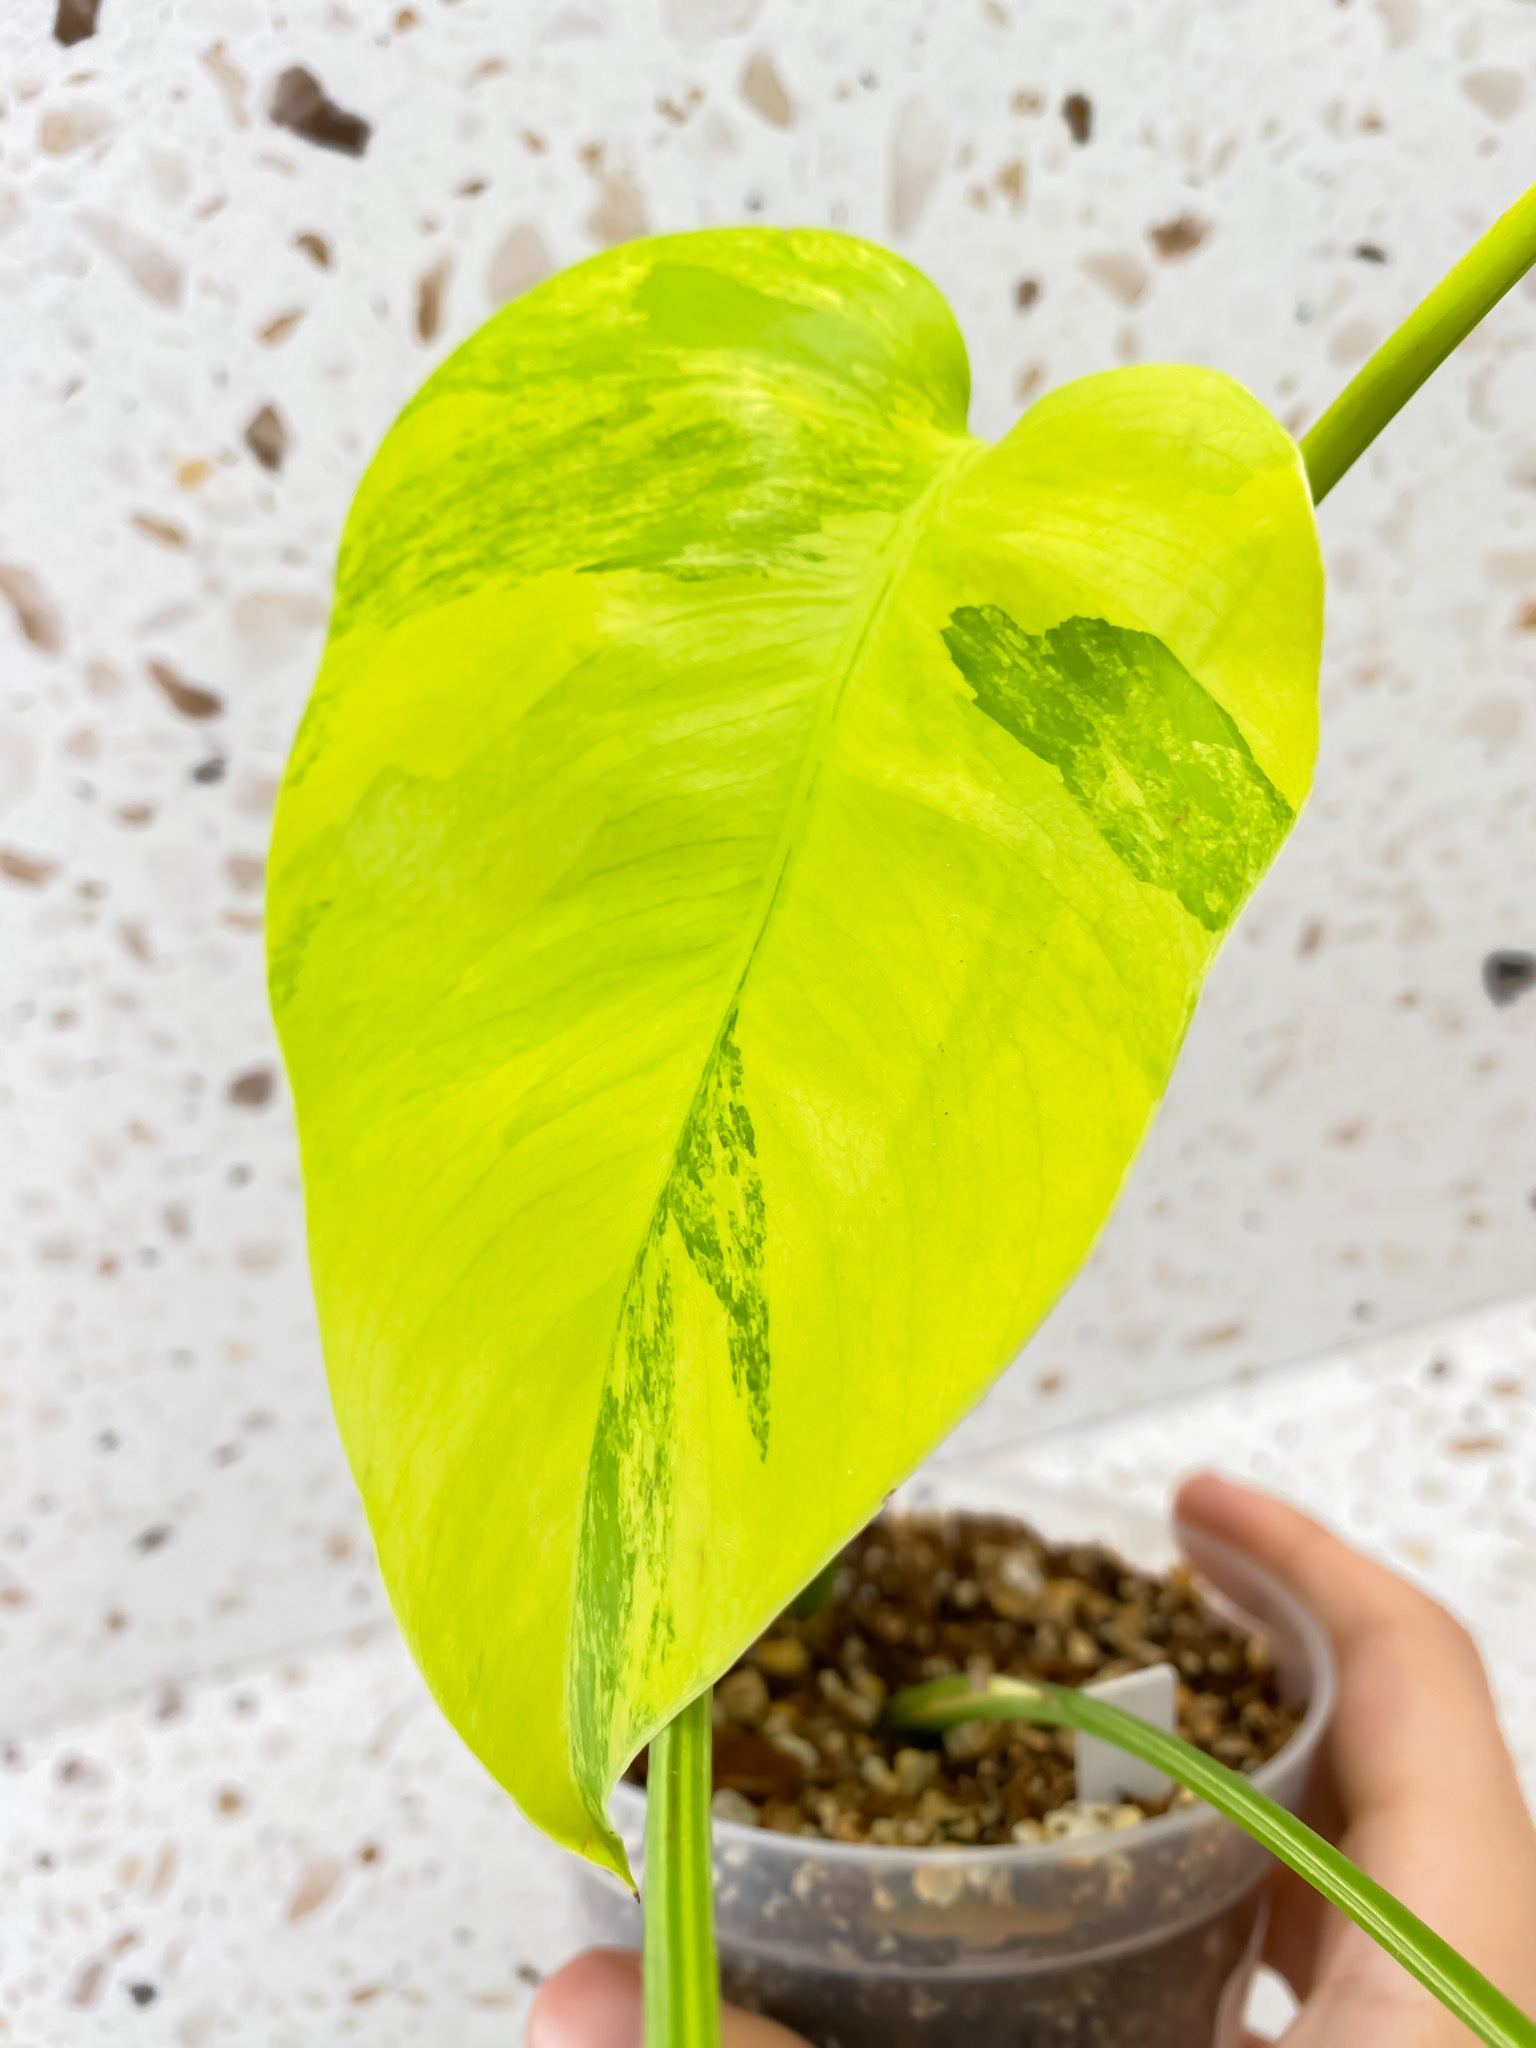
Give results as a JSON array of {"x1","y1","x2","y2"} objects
[{"x1": 528, "y1": 1950, "x2": 808, "y2": 2048}]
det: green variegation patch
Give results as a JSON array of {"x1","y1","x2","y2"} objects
[{"x1": 942, "y1": 609, "x2": 1295, "y2": 931}]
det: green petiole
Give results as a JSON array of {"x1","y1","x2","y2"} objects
[
  {"x1": 890, "y1": 1673, "x2": 1536, "y2": 2048},
  {"x1": 790, "y1": 1556, "x2": 843, "y2": 1621},
  {"x1": 643, "y1": 1690, "x2": 722, "y2": 2048},
  {"x1": 1301, "y1": 179, "x2": 1536, "y2": 503}
]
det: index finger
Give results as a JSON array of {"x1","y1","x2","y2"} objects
[
  {"x1": 1174, "y1": 1473, "x2": 1518, "y2": 1823},
  {"x1": 1177, "y1": 1471, "x2": 1536, "y2": 2021}
]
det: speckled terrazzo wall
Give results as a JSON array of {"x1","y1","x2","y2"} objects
[{"x1": 2, "y1": 0, "x2": 1535, "y2": 1741}]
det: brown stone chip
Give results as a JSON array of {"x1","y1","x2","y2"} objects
[
  {"x1": 259, "y1": 308, "x2": 305, "y2": 345},
  {"x1": 713, "y1": 1730, "x2": 805, "y2": 1801},
  {"x1": 269, "y1": 67, "x2": 371, "y2": 156},
  {"x1": 0, "y1": 565, "x2": 63, "y2": 652},
  {"x1": 1148, "y1": 213, "x2": 1210, "y2": 260},
  {"x1": 39, "y1": 104, "x2": 115, "y2": 155},
  {"x1": 584, "y1": 165, "x2": 649, "y2": 248},
  {"x1": 68, "y1": 1958, "x2": 106, "y2": 2009},
  {"x1": 416, "y1": 257, "x2": 451, "y2": 342},
  {"x1": 1, "y1": 848, "x2": 58, "y2": 886},
  {"x1": 228, "y1": 1067, "x2": 275, "y2": 1108},
  {"x1": 54, "y1": 0, "x2": 101, "y2": 46},
  {"x1": 741, "y1": 51, "x2": 793, "y2": 127},
  {"x1": 486, "y1": 223, "x2": 552, "y2": 308},
  {"x1": 131, "y1": 511, "x2": 189, "y2": 548},
  {"x1": 201, "y1": 42, "x2": 250, "y2": 127},
  {"x1": 1062, "y1": 91, "x2": 1093, "y2": 144},
  {"x1": 244, "y1": 404, "x2": 289, "y2": 472},
  {"x1": 148, "y1": 659, "x2": 223, "y2": 720},
  {"x1": 1082, "y1": 250, "x2": 1149, "y2": 307},
  {"x1": 76, "y1": 212, "x2": 183, "y2": 306},
  {"x1": 287, "y1": 1855, "x2": 344, "y2": 1920}
]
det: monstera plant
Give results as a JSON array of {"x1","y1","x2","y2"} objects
[{"x1": 268, "y1": 181, "x2": 1536, "y2": 2047}]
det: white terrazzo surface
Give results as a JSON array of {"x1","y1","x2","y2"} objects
[
  {"x1": 4, "y1": 1, "x2": 1536, "y2": 2041},
  {"x1": 4, "y1": 0, "x2": 1536, "y2": 1745},
  {"x1": 5, "y1": 1292, "x2": 1535, "y2": 2045}
]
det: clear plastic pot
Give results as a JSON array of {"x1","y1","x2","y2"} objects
[{"x1": 572, "y1": 1468, "x2": 1335, "y2": 2048}]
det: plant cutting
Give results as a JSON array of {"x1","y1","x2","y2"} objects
[{"x1": 267, "y1": 173, "x2": 1536, "y2": 2048}]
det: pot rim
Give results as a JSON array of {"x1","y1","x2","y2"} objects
[{"x1": 609, "y1": 1506, "x2": 1336, "y2": 1873}]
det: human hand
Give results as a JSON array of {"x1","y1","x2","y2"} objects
[
  {"x1": 528, "y1": 1475, "x2": 1536, "y2": 2048},
  {"x1": 1176, "y1": 1473, "x2": 1536, "y2": 2045}
]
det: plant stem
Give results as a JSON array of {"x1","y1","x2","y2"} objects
[
  {"x1": 643, "y1": 1690, "x2": 722, "y2": 2048},
  {"x1": 791, "y1": 1557, "x2": 842, "y2": 1620},
  {"x1": 1301, "y1": 179, "x2": 1536, "y2": 504},
  {"x1": 891, "y1": 1674, "x2": 1536, "y2": 2048}
]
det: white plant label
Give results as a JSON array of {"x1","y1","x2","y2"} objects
[{"x1": 1075, "y1": 1663, "x2": 1177, "y2": 1805}]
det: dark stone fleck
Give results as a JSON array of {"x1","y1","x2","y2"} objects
[
  {"x1": 244, "y1": 403, "x2": 289, "y2": 473},
  {"x1": 1482, "y1": 949, "x2": 1536, "y2": 1006},
  {"x1": 516, "y1": 1962, "x2": 543, "y2": 1987},
  {"x1": 269, "y1": 67, "x2": 371, "y2": 156},
  {"x1": 712, "y1": 1728, "x2": 805, "y2": 1800},
  {"x1": 191, "y1": 755, "x2": 226, "y2": 784},
  {"x1": 1062, "y1": 92, "x2": 1093, "y2": 144},
  {"x1": 127, "y1": 1984, "x2": 157, "y2": 2008},
  {"x1": 228, "y1": 1067, "x2": 275, "y2": 1108},
  {"x1": 134, "y1": 1524, "x2": 173, "y2": 1553},
  {"x1": 1013, "y1": 277, "x2": 1041, "y2": 310},
  {"x1": 53, "y1": 0, "x2": 100, "y2": 45},
  {"x1": 1353, "y1": 241, "x2": 1389, "y2": 263}
]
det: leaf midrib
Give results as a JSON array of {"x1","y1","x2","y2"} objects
[{"x1": 611, "y1": 429, "x2": 986, "y2": 1331}]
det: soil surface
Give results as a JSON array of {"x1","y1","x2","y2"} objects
[{"x1": 627, "y1": 1511, "x2": 1305, "y2": 1847}]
